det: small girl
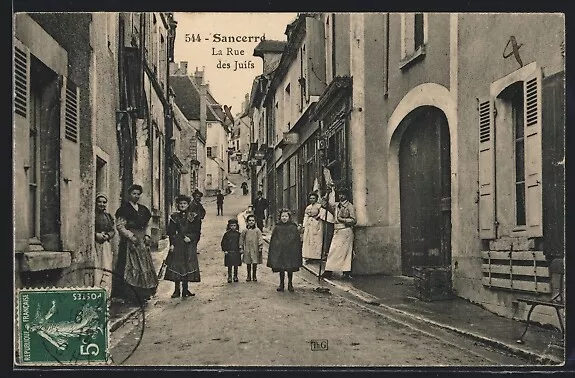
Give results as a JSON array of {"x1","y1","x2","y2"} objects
[
  {"x1": 221, "y1": 219, "x2": 242, "y2": 283},
  {"x1": 240, "y1": 214, "x2": 263, "y2": 282},
  {"x1": 267, "y1": 209, "x2": 302, "y2": 292}
]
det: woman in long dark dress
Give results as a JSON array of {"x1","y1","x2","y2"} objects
[
  {"x1": 165, "y1": 194, "x2": 201, "y2": 298},
  {"x1": 114, "y1": 184, "x2": 159, "y2": 303},
  {"x1": 267, "y1": 209, "x2": 302, "y2": 292}
]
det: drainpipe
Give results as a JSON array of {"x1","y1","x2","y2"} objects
[{"x1": 349, "y1": 13, "x2": 368, "y2": 225}]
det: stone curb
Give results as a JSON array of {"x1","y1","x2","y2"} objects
[{"x1": 261, "y1": 237, "x2": 562, "y2": 365}]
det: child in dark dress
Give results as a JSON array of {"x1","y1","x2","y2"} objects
[
  {"x1": 267, "y1": 209, "x2": 302, "y2": 292},
  {"x1": 221, "y1": 219, "x2": 242, "y2": 283}
]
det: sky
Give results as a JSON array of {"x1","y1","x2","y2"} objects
[{"x1": 173, "y1": 12, "x2": 297, "y2": 116}]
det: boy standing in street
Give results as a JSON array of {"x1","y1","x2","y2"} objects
[{"x1": 216, "y1": 189, "x2": 225, "y2": 216}]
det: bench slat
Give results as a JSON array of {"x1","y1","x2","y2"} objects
[
  {"x1": 482, "y1": 264, "x2": 549, "y2": 277},
  {"x1": 516, "y1": 298, "x2": 564, "y2": 307},
  {"x1": 481, "y1": 251, "x2": 546, "y2": 261},
  {"x1": 482, "y1": 277, "x2": 551, "y2": 293}
]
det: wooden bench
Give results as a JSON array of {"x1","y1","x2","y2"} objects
[{"x1": 516, "y1": 259, "x2": 564, "y2": 344}]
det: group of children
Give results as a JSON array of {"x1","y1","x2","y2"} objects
[{"x1": 220, "y1": 209, "x2": 302, "y2": 292}]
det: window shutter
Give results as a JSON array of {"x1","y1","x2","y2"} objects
[
  {"x1": 478, "y1": 97, "x2": 496, "y2": 239},
  {"x1": 524, "y1": 67, "x2": 543, "y2": 237},
  {"x1": 14, "y1": 39, "x2": 31, "y2": 164},
  {"x1": 59, "y1": 76, "x2": 81, "y2": 251}
]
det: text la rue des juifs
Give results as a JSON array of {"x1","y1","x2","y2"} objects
[{"x1": 212, "y1": 46, "x2": 255, "y2": 71}]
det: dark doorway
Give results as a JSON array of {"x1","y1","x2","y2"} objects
[{"x1": 399, "y1": 107, "x2": 451, "y2": 276}]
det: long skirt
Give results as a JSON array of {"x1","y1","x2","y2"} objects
[
  {"x1": 324, "y1": 227, "x2": 354, "y2": 272},
  {"x1": 164, "y1": 237, "x2": 201, "y2": 282},
  {"x1": 114, "y1": 229, "x2": 159, "y2": 302},
  {"x1": 94, "y1": 241, "x2": 113, "y2": 297},
  {"x1": 302, "y1": 218, "x2": 323, "y2": 260}
]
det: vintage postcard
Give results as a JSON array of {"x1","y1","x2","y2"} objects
[{"x1": 13, "y1": 11, "x2": 566, "y2": 368}]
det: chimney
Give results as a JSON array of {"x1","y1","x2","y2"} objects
[
  {"x1": 244, "y1": 93, "x2": 250, "y2": 112},
  {"x1": 194, "y1": 66, "x2": 204, "y2": 84},
  {"x1": 199, "y1": 81, "x2": 207, "y2": 141},
  {"x1": 180, "y1": 61, "x2": 188, "y2": 75},
  {"x1": 169, "y1": 61, "x2": 178, "y2": 75}
]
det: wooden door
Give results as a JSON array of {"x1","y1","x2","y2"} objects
[{"x1": 399, "y1": 108, "x2": 451, "y2": 276}]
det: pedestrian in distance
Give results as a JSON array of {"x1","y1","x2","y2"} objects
[
  {"x1": 94, "y1": 193, "x2": 115, "y2": 297},
  {"x1": 241, "y1": 181, "x2": 248, "y2": 195},
  {"x1": 190, "y1": 189, "x2": 206, "y2": 252},
  {"x1": 240, "y1": 214, "x2": 263, "y2": 282},
  {"x1": 165, "y1": 194, "x2": 201, "y2": 298},
  {"x1": 267, "y1": 209, "x2": 302, "y2": 292},
  {"x1": 221, "y1": 218, "x2": 242, "y2": 283},
  {"x1": 216, "y1": 189, "x2": 225, "y2": 216},
  {"x1": 253, "y1": 190, "x2": 269, "y2": 232},
  {"x1": 114, "y1": 184, "x2": 159, "y2": 304}
]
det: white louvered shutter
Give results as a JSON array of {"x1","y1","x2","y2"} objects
[
  {"x1": 524, "y1": 67, "x2": 543, "y2": 237},
  {"x1": 59, "y1": 76, "x2": 81, "y2": 251},
  {"x1": 478, "y1": 97, "x2": 497, "y2": 239}
]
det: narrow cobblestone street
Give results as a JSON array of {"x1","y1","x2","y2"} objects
[{"x1": 109, "y1": 180, "x2": 528, "y2": 366}]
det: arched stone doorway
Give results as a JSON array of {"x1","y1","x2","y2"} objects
[{"x1": 398, "y1": 106, "x2": 451, "y2": 276}]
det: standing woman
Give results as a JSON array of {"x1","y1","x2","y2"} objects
[
  {"x1": 165, "y1": 194, "x2": 201, "y2": 298},
  {"x1": 114, "y1": 184, "x2": 159, "y2": 303},
  {"x1": 267, "y1": 209, "x2": 302, "y2": 292},
  {"x1": 321, "y1": 187, "x2": 356, "y2": 279},
  {"x1": 301, "y1": 192, "x2": 323, "y2": 262},
  {"x1": 94, "y1": 193, "x2": 115, "y2": 296}
]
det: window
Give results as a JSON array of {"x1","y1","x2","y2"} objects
[
  {"x1": 478, "y1": 62, "x2": 543, "y2": 240},
  {"x1": 95, "y1": 157, "x2": 108, "y2": 196},
  {"x1": 510, "y1": 84, "x2": 526, "y2": 226},
  {"x1": 400, "y1": 13, "x2": 428, "y2": 68},
  {"x1": 207, "y1": 147, "x2": 212, "y2": 158}
]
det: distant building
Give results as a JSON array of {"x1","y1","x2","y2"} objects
[{"x1": 229, "y1": 93, "x2": 252, "y2": 175}]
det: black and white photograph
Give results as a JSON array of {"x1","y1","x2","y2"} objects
[{"x1": 12, "y1": 10, "x2": 566, "y2": 368}]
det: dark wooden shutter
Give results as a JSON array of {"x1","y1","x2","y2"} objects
[
  {"x1": 59, "y1": 76, "x2": 81, "y2": 251},
  {"x1": 14, "y1": 39, "x2": 31, "y2": 250},
  {"x1": 524, "y1": 67, "x2": 543, "y2": 237},
  {"x1": 478, "y1": 97, "x2": 496, "y2": 239}
]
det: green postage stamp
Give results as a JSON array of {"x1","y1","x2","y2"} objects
[{"x1": 17, "y1": 287, "x2": 109, "y2": 365}]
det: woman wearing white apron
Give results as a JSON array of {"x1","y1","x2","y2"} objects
[
  {"x1": 321, "y1": 187, "x2": 356, "y2": 279},
  {"x1": 94, "y1": 193, "x2": 115, "y2": 296},
  {"x1": 301, "y1": 192, "x2": 323, "y2": 262}
]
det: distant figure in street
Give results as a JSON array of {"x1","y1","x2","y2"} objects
[
  {"x1": 190, "y1": 189, "x2": 206, "y2": 250},
  {"x1": 216, "y1": 189, "x2": 225, "y2": 216},
  {"x1": 301, "y1": 192, "x2": 323, "y2": 262},
  {"x1": 253, "y1": 191, "x2": 269, "y2": 232},
  {"x1": 114, "y1": 184, "x2": 158, "y2": 304},
  {"x1": 320, "y1": 187, "x2": 356, "y2": 280},
  {"x1": 221, "y1": 218, "x2": 242, "y2": 283},
  {"x1": 94, "y1": 193, "x2": 115, "y2": 297},
  {"x1": 267, "y1": 209, "x2": 302, "y2": 292},
  {"x1": 241, "y1": 214, "x2": 263, "y2": 282},
  {"x1": 241, "y1": 181, "x2": 248, "y2": 195},
  {"x1": 165, "y1": 194, "x2": 201, "y2": 298}
]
